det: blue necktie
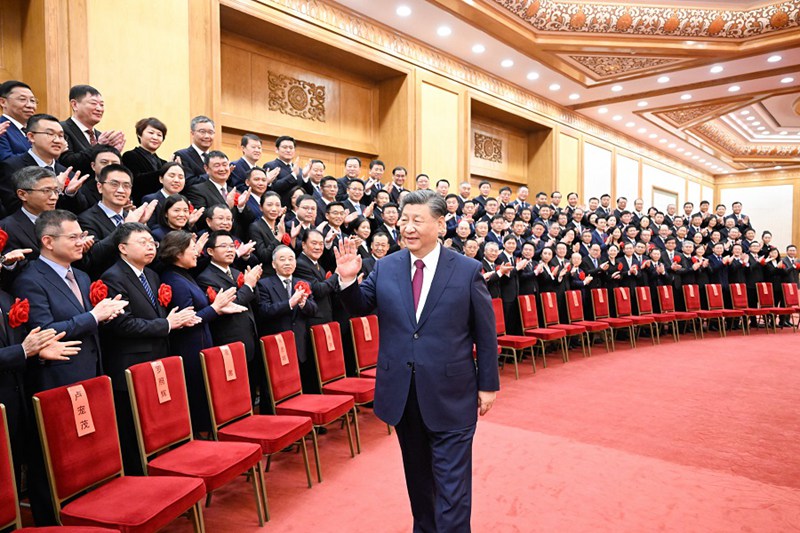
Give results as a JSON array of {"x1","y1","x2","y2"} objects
[
  {"x1": 139, "y1": 273, "x2": 158, "y2": 309},
  {"x1": 112, "y1": 214, "x2": 124, "y2": 226}
]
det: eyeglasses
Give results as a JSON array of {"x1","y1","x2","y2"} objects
[
  {"x1": 125, "y1": 238, "x2": 159, "y2": 249},
  {"x1": 100, "y1": 180, "x2": 132, "y2": 191},
  {"x1": 213, "y1": 243, "x2": 237, "y2": 250},
  {"x1": 29, "y1": 131, "x2": 65, "y2": 140},
  {"x1": 8, "y1": 96, "x2": 38, "y2": 105},
  {"x1": 23, "y1": 187, "x2": 61, "y2": 196},
  {"x1": 46, "y1": 231, "x2": 89, "y2": 242}
]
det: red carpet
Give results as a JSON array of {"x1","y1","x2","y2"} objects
[{"x1": 150, "y1": 330, "x2": 800, "y2": 531}]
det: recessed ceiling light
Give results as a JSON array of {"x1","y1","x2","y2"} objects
[
  {"x1": 625, "y1": 122, "x2": 635, "y2": 127},
  {"x1": 396, "y1": 5, "x2": 412, "y2": 16},
  {"x1": 668, "y1": 143, "x2": 676, "y2": 148},
  {"x1": 657, "y1": 76, "x2": 670, "y2": 83},
  {"x1": 710, "y1": 65, "x2": 724, "y2": 74},
  {"x1": 779, "y1": 131, "x2": 789, "y2": 135},
  {"x1": 677, "y1": 147, "x2": 685, "y2": 152},
  {"x1": 685, "y1": 41, "x2": 696, "y2": 45},
  {"x1": 685, "y1": 151, "x2": 693, "y2": 156},
  {"x1": 637, "y1": 128, "x2": 647, "y2": 133},
  {"x1": 740, "y1": 110, "x2": 750, "y2": 115},
  {"x1": 781, "y1": 77, "x2": 794, "y2": 84},
  {"x1": 692, "y1": 155, "x2": 700, "y2": 160},
  {"x1": 757, "y1": 126, "x2": 766, "y2": 131},
  {"x1": 746, "y1": 116, "x2": 755, "y2": 121},
  {"x1": 549, "y1": 83, "x2": 561, "y2": 91},
  {"x1": 705, "y1": 162, "x2": 713, "y2": 166},
  {"x1": 437, "y1": 26, "x2": 452, "y2": 37},
  {"x1": 471, "y1": 44, "x2": 485, "y2": 54},
  {"x1": 728, "y1": 85, "x2": 741, "y2": 92},
  {"x1": 500, "y1": 59, "x2": 513, "y2": 67},
  {"x1": 774, "y1": 166, "x2": 782, "y2": 170},
  {"x1": 569, "y1": 93, "x2": 580, "y2": 100},
  {"x1": 648, "y1": 133, "x2": 658, "y2": 139},
  {"x1": 659, "y1": 139, "x2": 668, "y2": 143},
  {"x1": 751, "y1": 121, "x2": 761, "y2": 126},
  {"x1": 767, "y1": 55, "x2": 782, "y2": 63},
  {"x1": 637, "y1": 101, "x2": 648, "y2": 107},
  {"x1": 526, "y1": 71, "x2": 540, "y2": 80},
  {"x1": 762, "y1": 131, "x2": 771, "y2": 135},
  {"x1": 463, "y1": 0, "x2": 475, "y2": 5},
  {"x1": 598, "y1": 107, "x2": 608, "y2": 114},
  {"x1": 612, "y1": 115, "x2": 622, "y2": 121},
  {"x1": 699, "y1": 158, "x2": 706, "y2": 162},
  {"x1": 611, "y1": 85, "x2": 623, "y2": 92},
  {"x1": 681, "y1": 94, "x2": 692, "y2": 100}
]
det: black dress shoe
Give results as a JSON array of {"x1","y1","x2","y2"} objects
[{"x1": 316, "y1": 426, "x2": 328, "y2": 435}]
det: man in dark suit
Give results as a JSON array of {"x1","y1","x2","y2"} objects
[
  {"x1": 335, "y1": 190, "x2": 499, "y2": 532},
  {"x1": 336, "y1": 156, "x2": 363, "y2": 201},
  {"x1": 315, "y1": 176, "x2": 338, "y2": 225},
  {"x1": 229, "y1": 133, "x2": 262, "y2": 190},
  {"x1": 59, "y1": 85, "x2": 125, "y2": 178},
  {"x1": 172, "y1": 115, "x2": 214, "y2": 185},
  {"x1": 256, "y1": 245, "x2": 318, "y2": 393},
  {"x1": 186, "y1": 151, "x2": 256, "y2": 234},
  {"x1": 360, "y1": 232, "x2": 390, "y2": 277},
  {"x1": 294, "y1": 229, "x2": 339, "y2": 325},
  {"x1": 263, "y1": 135, "x2": 305, "y2": 206},
  {"x1": 0, "y1": 80, "x2": 36, "y2": 161},
  {"x1": 387, "y1": 166, "x2": 408, "y2": 204},
  {"x1": 341, "y1": 178, "x2": 366, "y2": 216}
]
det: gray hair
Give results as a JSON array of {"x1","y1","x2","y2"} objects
[
  {"x1": 399, "y1": 189, "x2": 446, "y2": 218},
  {"x1": 14, "y1": 166, "x2": 56, "y2": 191},
  {"x1": 484, "y1": 241, "x2": 499, "y2": 252},
  {"x1": 190, "y1": 115, "x2": 214, "y2": 131},
  {"x1": 272, "y1": 244, "x2": 295, "y2": 262}
]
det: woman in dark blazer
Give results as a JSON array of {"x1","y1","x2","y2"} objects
[
  {"x1": 151, "y1": 194, "x2": 202, "y2": 241},
  {"x1": 122, "y1": 117, "x2": 168, "y2": 205},
  {"x1": 158, "y1": 231, "x2": 243, "y2": 432}
]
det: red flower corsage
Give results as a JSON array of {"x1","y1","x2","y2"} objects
[
  {"x1": 89, "y1": 280, "x2": 108, "y2": 306},
  {"x1": 672, "y1": 255, "x2": 682, "y2": 264},
  {"x1": 0, "y1": 228, "x2": 8, "y2": 251},
  {"x1": 294, "y1": 280, "x2": 312, "y2": 296},
  {"x1": 8, "y1": 298, "x2": 29, "y2": 328},
  {"x1": 578, "y1": 271, "x2": 586, "y2": 281},
  {"x1": 281, "y1": 234, "x2": 291, "y2": 245},
  {"x1": 233, "y1": 192, "x2": 241, "y2": 204},
  {"x1": 157, "y1": 284, "x2": 172, "y2": 307},
  {"x1": 188, "y1": 203, "x2": 195, "y2": 214},
  {"x1": 759, "y1": 258, "x2": 767, "y2": 265},
  {"x1": 325, "y1": 271, "x2": 332, "y2": 279},
  {"x1": 691, "y1": 256, "x2": 699, "y2": 264},
  {"x1": 617, "y1": 262, "x2": 624, "y2": 271},
  {"x1": 237, "y1": 272, "x2": 244, "y2": 288},
  {"x1": 234, "y1": 239, "x2": 241, "y2": 248},
  {"x1": 206, "y1": 287, "x2": 217, "y2": 303}
]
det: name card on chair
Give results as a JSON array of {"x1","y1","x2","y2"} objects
[
  {"x1": 789, "y1": 285, "x2": 796, "y2": 296},
  {"x1": 571, "y1": 292, "x2": 579, "y2": 307},
  {"x1": 662, "y1": 286, "x2": 669, "y2": 298},
  {"x1": 735, "y1": 285, "x2": 742, "y2": 296},
  {"x1": 621, "y1": 290, "x2": 627, "y2": 301},
  {"x1": 712, "y1": 285, "x2": 719, "y2": 297},
  {"x1": 688, "y1": 286, "x2": 695, "y2": 298},
  {"x1": 275, "y1": 335, "x2": 289, "y2": 366},
  {"x1": 220, "y1": 346, "x2": 237, "y2": 382},
  {"x1": 524, "y1": 296, "x2": 532, "y2": 313},
  {"x1": 598, "y1": 291, "x2": 604, "y2": 304},
  {"x1": 67, "y1": 384, "x2": 96, "y2": 437},
  {"x1": 360, "y1": 317, "x2": 372, "y2": 341},
  {"x1": 762, "y1": 284, "x2": 769, "y2": 295},
  {"x1": 640, "y1": 289, "x2": 648, "y2": 301},
  {"x1": 150, "y1": 360, "x2": 171, "y2": 403},
  {"x1": 322, "y1": 324, "x2": 335, "y2": 351},
  {"x1": 546, "y1": 293, "x2": 553, "y2": 307}
]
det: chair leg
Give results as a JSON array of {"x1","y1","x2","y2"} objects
[
  {"x1": 629, "y1": 326, "x2": 636, "y2": 349},
  {"x1": 529, "y1": 347, "x2": 536, "y2": 373},
  {"x1": 265, "y1": 454, "x2": 272, "y2": 473},
  {"x1": 205, "y1": 493, "x2": 212, "y2": 508},
  {"x1": 192, "y1": 501, "x2": 206, "y2": 533},
  {"x1": 310, "y1": 429, "x2": 322, "y2": 483},
  {"x1": 299, "y1": 437, "x2": 313, "y2": 488},
  {"x1": 343, "y1": 415, "x2": 356, "y2": 458},
  {"x1": 387, "y1": 423, "x2": 392, "y2": 435},
  {"x1": 251, "y1": 464, "x2": 265, "y2": 526},
  {"x1": 608, "y1": 330, "x2": 615, "y2": 352},
  {"x1": 652, "y1": 323, "x2": 659, "y2": 345},
  {"x1": 580, "y1": 333, "x2": 588, "y2": 357},
  {"x1": 561, "y1": 338, "x2": 569, "y2": 363},
  {"x1": 351, "y1": 407, "x2": 362, "y2": 454}
]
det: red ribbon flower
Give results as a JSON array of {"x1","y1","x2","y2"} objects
[
  {"x1": 8, "y1": 298, "x2": 29, "y2": 328},
  {"x1": 759, "y1": 257, "x2": 766, "y2": 265},
  {"x1": 89, "y1": 280, "x2": 108, "y2": 307},
  {"x1": 157, "y1": 284, "x2": 172, "y2": 307},
  {"x1": 795, "y1": 262, "x2": 800, "y2": 270},
  {"x1": 188, "y1": 202, "x2": 195, "y2": 214},
  {"x1": 691, "y1": 256, "x2": 699, "y2": 264},
  {"x1": 550, "y1": 266, "x2": 558, "y2": 275},
  {"x1": 206, "y1": 286, "x2": 217, "y2": 303},
  {"x1": 578, "y1": 271, "x2": 586, "y2": 281},
  {"x1": 617, "y1": 262, "x2": 624, "y2": 271},
  {"x1": 64, "y1": 175, "x2": 71, "y2": 188},
  {"x1": 234, "y1": 239, "x2": 241, "y2": 248},
  {"x1": 281, "y1": 234, "x2": 291, "y2": 246},
  {"x1": 325, "y1": 271, "x2": 332, "y2": 279},
  {"x1": 234, "y1": 192, "x2": 241, "y2": 205},
  {"x1": 565, "y1": 264, "x2": 572, "y2": 273},
  {"x1": 237, "y1": 272, "x2": 244, "y2": 288},
  {"x1": 778, "y1": 262, "x2": 786, "y2": 269},
  {"x1": 647, "y1": 243, "x2": 655, "y2": 252},
  {"x1": 0, "y1": 228, "x2": 8, "y2": 251},
  {"x1": 294, "y1": 280, "x2": 312, "y2": 296},
  {"x1": 672, "y1": 255, "x2": 682, "y2": 264}
]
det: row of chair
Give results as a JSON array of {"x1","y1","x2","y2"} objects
[{"x1": 493, "y1": 282, "x2": 800, "y2": 379}]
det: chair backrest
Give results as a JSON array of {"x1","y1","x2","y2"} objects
[
  {"x1": 491, "y1": 298, "x2": 506, "y2": 335},
  {"x1": 682, "y1": 285, "x2": 701, "y2": 311},
  {"x1": 350, "y1": 315, "x2": 379, "y2": 373},
  {"x1": 540, "y1": 292, "x2": 561, "y2": 326},
  {"x1": 590, "y1": 288, "x2": 611, "y2": 318},
  {"x1": 260, "y1": 332, "x2": 303, "y2": 406},
  {"x1": 518, "y1": 294, "x2": 539, "y2": 329},
  {"x1": 756, "y1": 282, "x2": 776, "y2": 307},
  {"x1": 310, "y1": 322, "x2": 347, "y2": 386},
  {"x1": 657, "y1": 285, "x2": 676, "y2": 313},
  {"x1": 635, "y1": 286, "x2": 654, "y2": 315},
  {"x1": 0, "y1": 404, "x2": 20, "y2": 530},
  {"x1": 33, "y1": 376, "x2": 122, "y2": 506},
  {"x1": 613, "y1": 287, "x2": 633, "y2": 317},
  {"x1": 706, "y1": 284, "x2": 725, "y2": 309},
  {"x1": 565, "y1": 290, "x2": 586, "y2": 322},
  {"x1": 200, "y1": 342, "x2": 252, "y2": 433},
  {"x1": 782, "y1": 283, "x2": 799, "y2": 307},
  {"x1": 126, "y1": 356, "x2": 192, "y2": 460},
  {"x1": 729, "y1": 283, "x2": 749, "y2": 309}
]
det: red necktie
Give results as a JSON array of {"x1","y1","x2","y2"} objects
[
  {"x1": 412, "y1": 259, "x2": 425, "y2": 311},
  {"x1": 86, "y1": 129, "x2": 97, "y2": 145}
]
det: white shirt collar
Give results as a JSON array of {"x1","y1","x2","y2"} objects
[
  {"x1": 3, "y1": 114, "x2": 24, "y2": 130},
  {"x1": 71, "y1": 116, "x2": 95, "y2": 142},
  {"x1": 21, "y1": 207, "x2": 38, "y2": 224},
  {"x1": 210, "y1": 261, "x2": 231, "y2": 275},
  {"x1": 410, "y1": 244, "x2": 441, "y2": 278},
  {"x1": 27, "y1": 148, "x2": 55, "y2": 167},
  {"x1": 98, "y1": 201, "x2": 124, "y2": 219},
  {"x1": 122, "y1": 258, "x2": 145, "y2": 278},
  {"x1": 191, "y1": 144, "x2": 207, "y2": 158}
]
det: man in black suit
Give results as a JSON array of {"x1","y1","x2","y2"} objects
[
  {"x1": 172, "y1": 115, "x2": 215, "y2": 185},
  {"x1": 230, "y1": 133, "x2": 262, "y2": 190},
  {"x1": 387, "y1": 166, "x2": 407, "y2": 204},
  {"x1": 186, "y1": 151, "x2": 256, "y2": 234},
  {"x1": 336, "y1": 156, "x2": 363, "y2": 201},
  {"x1": 360, "y1": 232, "x2": 390, "y2": 276},
  {"x1": 59, "y1": 85, "x2": 125, "y2": 178},
  {"x1": 256, "y1": 245, "x2": 318, "y2": 392},
  {"x1": 196, "y1": 230, "x2": 265, "y2": 407},
  {"x1": 341, "y1": 178, "x2": 366, "y2": 216},
  {"x1": 315, "y1": 176, "x2": 339, "y2": 225},
  {"x1": 294, "y1": 229, "x2": 339, "y2": 326},
  {"x1": 376, "y1": 203, "x2": 401, "y2": 254},
  {"x1": 263, "y1": 135, "x2": 305, "y2": 206},
  {"x1": 73, "y1": 143, "x2": 122, "y2": 213},
  {"x1": 100, "y1": 222, "x2": 198, "y2": 474}
]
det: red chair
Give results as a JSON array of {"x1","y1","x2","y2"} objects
[
  {"x1": 706, "y1": 284, "x2": 746, "y2": 336},
  {"x1": 781, "y1": 283, "x2": 800, "y2": 313},
  {"x1": 492, "y1": 298, "x2": 541, "y2": 377},
  {"x1": 682, "y1": 285, "x2": 725, "y2": 336},
  {"x1": 656, "y1": 285, "x2": 700, "y2": 338},
  {"x1": 590, "y1": 289, "x2": 636, "y2": 349},
  {"x1": 634, "y1": 286, "x2": 679, "y2": 343},
  {"x1": 311, "y1": 322, "x2": 378, "y2": 451},
  {"x1": 525, "y1": 293, "x2": 588, "y2": 359},
  {"x1": 564, "y1": 290, "x2": 612, "y2": 352},
  {"x1": 200, "y1": 342, "x2": 316, "y2": 490},
  {"x1": 350, "y1": 315, "x2": 379, "y2": 378},
  {"x1": 756, "y1": 282, "x2": 796, "y2": 332},
  {"x1": 613, "y1": 287, "x2": 657, "y2": 345},
  {"x1": 32, "y1": 376, "x2": 206, "y2": 532},
  {"x1": 730, "y1": 283, "x2": 770, "y2": 335},
  {"x1": 261, "y1": 332, "x2": 357, "y2": 483},
  {"x1": 126, "y1": 357, "x2": 267, "y2": 525}
]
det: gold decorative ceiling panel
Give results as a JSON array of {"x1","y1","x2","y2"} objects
[
  {"x1": 691, "y1": 120, "x2": 800, "y2": 158},
  {"x1": 559, "y1": 54, "x2": 691, "y2": 81}
]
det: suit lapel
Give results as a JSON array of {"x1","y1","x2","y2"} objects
[
  {"x1": 417, "y1": 249, "x2": 456, "y2": 329},
  {"x1": 121, "y1": 262, "x2": 158, "y2": 312},
  {"x1": 15, "y1": 211, "x2": 37, "y2": 247},
  {"x1": 393, "y1": 250, "x2": 417, "y2": 326},
  {"x1": 36, "y1": 261, "x2": 85, "y2": 311}
]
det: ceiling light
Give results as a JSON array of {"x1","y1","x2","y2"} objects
[
  {"x1": 437, "y1": 26, "x2": 452, "y2": 37},
  {"x1": 659, "y1": 139, "x2": 668, "y2": 143},
  {"x1": 463, "y1": 0, "x2": 475, "y2": 5},
  {"x1": 767, "y1": 55, "x2": 782, "y2": 63},
  {"x1": 637, "y1": 101, "x2": 648, "y2": 107},
  {"x1": 710, "y1": 65, "x2": 724, "y2": 74},
  {"x1": 648, "y1": 133, "x2": 658, "y2": 138},
  {"x1": 668, "y1": 143, "x2": 676, "y2": 148},
  {"x1": 762, "y1": 131, "x2": 771, "y2": 135},
  {"x1": 677, "y1": 147, "x2": 685, "y2": 152},
  {"x1": 751, "y1": 121, "x2": 761, "y2": 126},
  {"x1": 757, "y1": 126, "x2": 766, "y2": 131},
  {"x1": 471, "y1": 44, "x2": 485, "y2": 54},
  {"x1": 549, "y1": 83, "x2": 561, "y2": 91},
  {"x1": 526, "y1": 71, "x2": 540, "y2": 80},
  {"x1": 779, "y1": 131, "x2": 788, "y2": 135},
  {"x1": 685, "y1": 151, "x2": 693, "y2": 156},
  {"x1": 657, "y1": 76, "x2": 670, "y2": 83},
  {"x1": 396, "y1": 5, "x2": 412, "y2": 16},
  {"x1": 611, "y1": 85, "x2": 623, "y2": 92},
  {"x1": 705, "y1": 162, "x2": 713, "y2": 166},
  {"x1": 699, "y1": 158, "x2": 706, "y2": 162},
  {"x1": 774, "y1": 166, "x2": 782, "y2": 170},
  {"x1": 500, "y1": 59, "x2": 514, "y2": 67},
  {"x1": 637, "y1": 128, "x2": 647, "y2": 133},
  {"x1": 685, "y1": 41, "x2": 696, "y2": 45},
  {"x1": 746, "y1": 116, "x2": 755, "y2": 121},
  {"x1": 625, "y1": 122, "x2": 635, "y2": 127},
  {"x1": 740, "y1": 110, "x2": 750, "y2": 115},
  {"x1": 569, "y1": 93, "x2": 580, "y2": 100},
  {"x1": 781, "y1": 77, "x2": 794, "y2": 84},
  {"x1": 728, "y1": 85, "x2": 741, "y2": 92},
  {"x1": 598, "y1": 107, "x2": 608, "y2": 114},
  {"x1": 681, "y1": 94, "x2": 692, "y2": 100},
  {"x1": 612, "y1": 115, "x2": 622, "y2": 121},
  {"x1": 692, "y1": 155, "x2": 700, "y2": 160}
]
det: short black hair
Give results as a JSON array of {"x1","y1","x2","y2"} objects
[
  {"x1": 113, "y1": 222, "x2": 151, "y2": 248},
  {"x1": 275, "y1": 135, "x2": 295, "y2": 148},
  {"x1": 206, "y1": 230, "x2": 233, "y2": 250},
  {"x1": 303, "y1": 228, "x2": 325, "y2": 243},
  {"x1": 0, "y1": 80, "x2": 31, "y2": 99},
  {"x1": 241, "y1": 133, "x2": 261, "y2": 147},
  {"x1": 98, "y1": 164, "x2": 132, "y2": 183},
  {"x1": 90, "y1": 143, "x2": 121, "y2": 162},
  {"x1": 392, "y1": 166, "x2": 407, "y2": 175},
  {"x1": 260, "y1": 190, "x2": 281, "y2": 207},
  {"x1": 159, "y1": 230, "x2": 195, "y2": 265},
  {"x1": 26, "y1": 113, "x2": 60, "y2": 132},
  {"x1": 159, "y1": 194, "x2": 190, "y2": 228},
  {"x1": 326, "y1": 201, "x2": 345, "y2": 213},
  {"x1": 369, "y1": 159, "x2": 385, "y2": 170},
  {"x1": 69, "y1": 84, "x2": 100, "y2": 102},
  {"x1": 203, "y1": 150, "x2": 228, "y2": 166},
  {"x1": 499, "y1": 186, "x2": 511, "y2": 194},
  {"x1": 478, "y1": 180, "x2": 490, "y2": 188},
  {"x1": 345, "y1": 156, "x2": 362, "y2": 166},
  {"x1": 35, "y1": 209, "x2": 78, "y2": 244},
  {"x1": 135, "y1": 117, "x2": 167, "y2": 140}
]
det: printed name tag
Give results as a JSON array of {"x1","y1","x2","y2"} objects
[
  {"x1": 275, "y1": 335, "x2": 289, "y2": 366},
  {"x1": 688, "y1": 286, "x2": 695, "y2": 298},
  {"x1": 735, "y1": 285, "x2": 742, "y2": 296},
  {"x1": 621, "y1": 290, "x2": 627, "y2": 301},
  {"x1": 598, "y1": 291, "x2": 604, "y2": 304},
  {"x1": 546, "y1": 293, "x2": 553, "y2": 307},
  {"x1": 322, "y1": 324, "x2": 335, "y2": 351},
  {"x1": 762, "y1": 284, "x2": 769, "y2": 295},
  {"x1": 360, "y1": 317, "x2": 372, "y2": 341},
  {"x1": 789, "y1": 285, "x2": 796, "y2": 296},
  {"x1": 524, "y1": 296, "x2": 531, "y2": 313},
  {"x1": 150, "y1": 360, "x2": 171, "y2": 403},
  {"x1": 66, "y1": 384, "x2": 95, "y2": 437},
  {"x1": 640, "y1": 289, "x2": 648, "y2": 301},
  {"x1": 571, "y1": 292, "x2": 579, "y2": 307},
  {"x1": 712, "y1": 285, "x2": 719, "y2": 297},
  {"x1": 220, "y1": 345, "x2": 236, "y2": 381}
]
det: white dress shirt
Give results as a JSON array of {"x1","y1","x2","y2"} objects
[{"x1": 410, "y1": 244, "x2": 441, "y2": 321}]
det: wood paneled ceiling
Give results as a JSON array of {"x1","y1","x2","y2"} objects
[{"x1": 332, "y1": 0, "x2": 800, "y2": 174}]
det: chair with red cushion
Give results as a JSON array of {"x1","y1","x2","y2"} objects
[
  {"x1": 200, "y1": 342, "x2": 315, "y2": 490},
  {"x1": 656, "y1": 285, "x2": 700, "y2": 338},
  {"x1": 590, "y1": 289, "x2": 636, "y2": 349},
  {"x1": 756, "y1": 282, "x2": 796, "y2": 332},
  {"x1": 635, "y1": 286, "x2": 679, "y2": 343},
  {"x1": 492, "y1": 298, "x2": 542, "y2": 376},
  {"x1": 31, "y1": 376, "x2": 206, "y2": 532},
  {"x1": 613, "y1": 287, "x2": 657, "y2": 345},
  {"x1": 311, "y1": 322, "x2": 377, "y2": 452},
  {"x1": 350, "y1": 315, "x2": 379, "y2": 378},
  {"x1": 729, "y1": 283, "x2": 771, "y2": 335},
  {"x1": 706, "y1": 284, "x2": 746, "y2": 336},
  {"x1": 260, "y1": 332, "x2": 356, "y2": 483},
  {"x1": 126, "y1": 357, "x2": 267, "y2": 525},
  {"x1": 564, "y1": 290, "x2": 612, "y2": 352},
  {"x1": 781, "y1": 283, "x2": 800, "y2": 331},
  {"x1": 683, "y1": 284, "x2": 725, "y2": 337},
  {"x1": 524, "y1": 293, "x2": 587, "y2": 359}
]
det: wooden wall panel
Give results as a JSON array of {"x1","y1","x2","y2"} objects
[
  {"x1": 0, "y1": 0, "x2": 24, "y2": 86},
  {"x1": 558, "y1": 133, "x2": 580, "y2": 198},
  {"x1": 419, "y1": 81, "x2": 460, "y2": 184},
  {"x1": 469, "y1": 118, "x2": 527, "y2": 185}
]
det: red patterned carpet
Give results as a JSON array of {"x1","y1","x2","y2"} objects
[{"x1": 151, "y1": 329, "x2": 800, "y2": 532}]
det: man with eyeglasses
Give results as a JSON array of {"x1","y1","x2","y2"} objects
[
  {"x1": 186, "y1": 150, "x2": 255, "y2": 233},
  {"x1": 173, "y1": 115, "x2": 215, "y2": 185},
  {"x1": 360, "y1": 231, "x2": 390, "y2": 276},
  {"x1": 287, "y1": 194, "x2": 317, "y2": 254},
  {"x1": 0, "y1": 80, "x2": 37, "y2": 161}
]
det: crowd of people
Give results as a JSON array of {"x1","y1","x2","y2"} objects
[{"x1": 0, "y1": 79, "x2": 797, "y2": 526}]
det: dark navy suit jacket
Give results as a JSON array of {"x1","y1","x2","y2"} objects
[
  {"x1": 0, "y1": 117, "x2": 30, "y2": 161},
  {"x1": 338, "y1": 246, "x2": 499, "y2": 432}
]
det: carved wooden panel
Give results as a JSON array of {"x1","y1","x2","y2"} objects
[
  {"x1": 474, "y1": 132, "x2": 503, "y2": 163},
  {"x1": 268, "y1": 72, "x2": 326, "y2": 122}
]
